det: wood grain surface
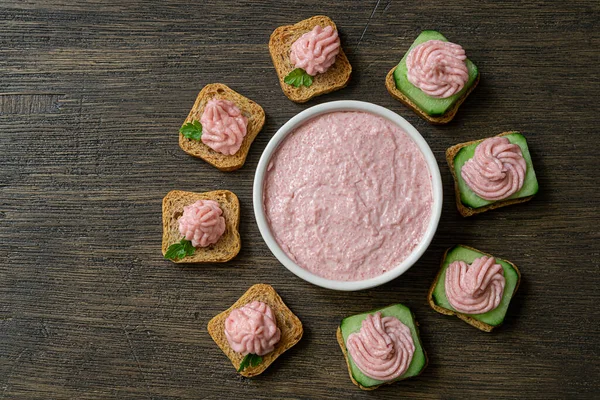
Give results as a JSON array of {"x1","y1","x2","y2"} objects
[{"x1": 1, "y1": 1, "x2": 598, "y2": 399}]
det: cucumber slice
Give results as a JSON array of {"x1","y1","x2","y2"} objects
[
  {"x1": 340, "y1": 304, "x2": 426, "y2": 388},
  {"x1": 454, "y1": 132, "x2": 539, "y2": 209},
  {"x1": 431, "y1": 245, "x2": 519, "y2": 326},
  {"x1": 393, "y1": 30, "x2": 479, "y2": 116}
]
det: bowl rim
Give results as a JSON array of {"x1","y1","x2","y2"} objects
[{"x1": 253, "y1": 100, "x2": 443, "y2": 291}]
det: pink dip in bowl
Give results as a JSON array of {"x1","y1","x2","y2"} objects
[{"x1": 263, "y1": 110, "x2": 433, "y2": 282}]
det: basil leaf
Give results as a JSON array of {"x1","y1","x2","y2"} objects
[
  {"x1": 284, "y1": 68, "x2": 313, "y2": 88},
  {"x1": 182, "y1": 239, "x2": 195, "y2": 255},
  {"x1": 180, "y1": 120, "x2": 203, "y2": 140},
  {"x1": 164, "y1": 238, "x2": 195, "y2": 260},
  {"x1": 249, "y1": 354, "x2": 262, "y2": 367},
  {"x1": 237, "y1": 353, "x2": 263, "y2": 372}
]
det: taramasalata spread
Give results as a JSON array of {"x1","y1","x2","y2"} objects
[{"x1": 263, "y1": 111, "x2": 433, "y2": 281}]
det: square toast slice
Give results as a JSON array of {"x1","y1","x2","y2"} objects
[
  {"x1": 427, "y1": 245, "x2": 522, "y2": 332},
  {"x1": 385, "y1": 30, "x2": 479, "y2": 124},
  {"x1": 337, "y1": 304, "x2": 428, "y2": 390},
  {"x1": 161, "y1": 190, "x2": 241, "y2": 263},
  {"x1": 207, "y1": 284, "x2": 303, "y2": 377},
  {"x1": 447, "y1": 131, "x2": 538, "y2": 217},
  {"x1": 179, "y1": 83, "x2": 265, "y2": 171},
  {"x1": 269, "y1": 15, "x2": 352, "y2": 103}
]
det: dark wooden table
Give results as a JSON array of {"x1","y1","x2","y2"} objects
[{"x1": 1, "y1": 1, "x2": 598, "y2": 399}]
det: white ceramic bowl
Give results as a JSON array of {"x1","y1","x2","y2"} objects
[{"x1": 253, "y1": 100, "x2": 442, "y2": 291}]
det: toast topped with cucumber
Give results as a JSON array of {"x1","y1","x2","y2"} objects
[
  {"x1": 337, "y1": 304, "x2": 427, "y2": 390},
  {"x1": 447, "y1": 131, "x2": 539, "y2": 217},
  {"x1": 386, "y1": 30, "x2": 479, "y2": 124},
  {"x1": 428, "y1": 245, "x2": 521, "y2": 332}
]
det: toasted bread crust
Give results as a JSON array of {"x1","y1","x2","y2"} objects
[
  {"x1": 427, "y1": 245, "x2": 522, "y2": 332},
  {"x1": 161, "y1": 190, "x2": 241, "y2": 263},
  {"x1": 385, "y1": 66, "x2": 479, "y2": 125},
  {"x1": 446, "y1": 131, "x2": 535, "y2": 217},
  {"x1": 207, "y1": 284, "x2": 303, "y2": 378},
  {"x1": 269, "y1": 15, "x2": 352, "y2": 103},
  {"x1": 179, "y1": 83, "x2": 265, "y2": 171},
  {"x1": 336, "y1": 315, "x2": 428, "y2": 390}
]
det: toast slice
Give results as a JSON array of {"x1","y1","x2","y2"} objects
[
  {"x1": 179, "y1": 83, "x2": 265, "y2": 171},
  {"x1": 207, "y1": 284, "x2": 303, "y2": 378},
  {"x1": 336, "y1": 306, "x2": 428, "y2": 391},
  {"x1": 161, "y1": 190, "x2": 241, "y2": 263},
  {"x1": 427, "y1": 245, "x2": 522, "y2": 332},
  {"x1": 447, "y1": 131, "x2": 537, "y2": 217},
  {"x1": 385, "y1": 67, "x2": 480, "y2": 125},
  {"x1": 269, "y1": 15, "x2": 352, "y2": 103}
]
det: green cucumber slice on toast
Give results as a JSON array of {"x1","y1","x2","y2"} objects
[
  {"x1": 339, "y1": 304, "x2": 427, "y2": 389},
  {"x1": 431, "y1": 245, "x2": 520, "y2": 327},
  {"x1": 453, "y1": 132, "x2": 539, "y2": 209},
  {"x1": 393, "y1": 30, "x2": 479, "y2": 116}
]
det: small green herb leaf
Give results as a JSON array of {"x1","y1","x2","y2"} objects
[
  {"x1": 284, "y1": 68, "x2": 313, "y2": 88},
  {"x1": 180, "y1": 120, "x2": 203, "y2": 140},
  {"x1": 164, "y1": 238, "x2": 195, "y2": 261},
  {"x1": 237, "y1": 353, "x2": 263, "y2": 372}
]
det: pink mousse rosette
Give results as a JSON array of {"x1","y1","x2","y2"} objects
[
  {"x1": 346, "y1": 312, "x2": 415, "y2": 381},
  {"x1": 224, "y1": 301, "x2": 281, "y2": 356},
  {"x1": 445, "y1": 256, "x2": 506, "y2": 314},
  {"x1": 290, "y1": 25, "x2": 340, "y2": 76},
  {"x1": 406, "y1": 39, "x2": 469, "y2": 98},
  {"x1": 461, "y1": 137, "x2": 527, "y2": 201},
  {"x1": 178, "y1": 199, "x2": 226, "y2": 248},
  {"x1": 200, "y1": 99, "x2": 248, "y2": 155}
]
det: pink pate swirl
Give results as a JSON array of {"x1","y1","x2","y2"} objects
[
  {"x1": 346, "y1": 312, "x2": 415, "y2": 381},
  {"x1": 289, "y1": 25, "x2": 340, "y2": 76},
  {"x1": 406, "y1": 39, "x2": 469, "y2": 98},
  {"x1": 224, "y1": 301, "x2": 281, "y2": 356},
  {"x1": 178, "y1": 199, "x2": 226, "y2": 248},
  {"x1": 461, "y1": 137, "x2": 527, "y2": 201},
  {"x1": 445, "y1": 256, "x2": 506, "y2": 314},
  {"x1": 200, "y1": 98, "x2": 248, "y2": 155}
]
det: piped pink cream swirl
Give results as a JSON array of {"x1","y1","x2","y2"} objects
[
  {"x1": 445, "y1": 256, "x2": 506, "y2": 314},
  {"x1": 406, "y1": 40, "x2": 469, "y2": 98},
  {"x1": 290, "y1": 25, "x2": 340, "y2": 76},
  {"x1": 224, "y1": 301, "x2": 281, "y2": 356},
  {"x1": 346, "y1": 312, "x2": 415, "y2": 381},
  {"x1": 461, "y1": 137, "x2": 527, "y2": 201},
  {"x1": 200, "y1": 98, "x2": 248, "y2": 155},
  {"x1": 178, "y1": 199, "x2": 226, "y2": 248}
]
